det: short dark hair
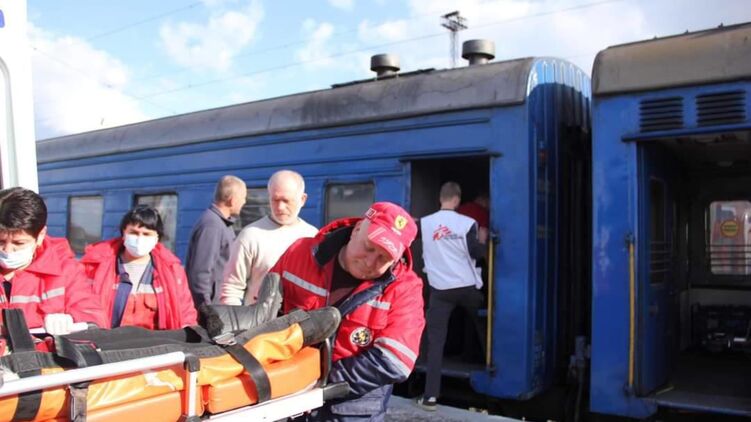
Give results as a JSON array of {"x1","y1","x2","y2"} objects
[
  {"x1": 213, "y1": 175, "x2": 245, "y2": 203},
  {"x1": 119, "y1": 205, "x2": 164, "y2": 238},
  {"x1": 439, "y1": 181, "x2": 461, "y2": 202},
  {"x1": 0, "y1": 187, "x2": 48, "y2": 237}
]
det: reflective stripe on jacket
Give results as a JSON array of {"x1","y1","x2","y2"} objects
[
  {"x1": 0, "y1": 236, "x2": 106, "y2": 329},
  {"x1": 271, "y1": 217, "x2": 425, "y2": 413},
  {"x1": 81, "y1": 238, "x2": 197, "y2": 330}
]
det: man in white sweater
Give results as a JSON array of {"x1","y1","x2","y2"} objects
[{"x1": 220, "y1": 170, "x2": 317, "y2": 305}]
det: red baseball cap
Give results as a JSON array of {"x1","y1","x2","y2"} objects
[{"x1": 363, "y1": 202, "x2": 417, "y2": 260}]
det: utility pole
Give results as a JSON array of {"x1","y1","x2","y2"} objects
[{"x1": 441, "y1": 11, "x2": 467, "y2": 68}]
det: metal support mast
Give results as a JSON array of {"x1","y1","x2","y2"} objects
[{"x1": 441, "y1": 11, "x2": 467, "y2": 68}]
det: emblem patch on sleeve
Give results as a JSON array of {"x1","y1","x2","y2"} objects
[{"x1": 350, "y1": 327, "x2": 373, "y2": 347}]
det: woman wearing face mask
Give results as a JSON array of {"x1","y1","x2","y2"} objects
[
  {"x1": 0, "y1": 188, "x2": 106, "y2": 334},
  {"x1": 82, "y1": 205, "x2": 197, "y2": 330}
]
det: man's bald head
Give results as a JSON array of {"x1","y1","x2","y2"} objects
[{"x1": 267, "y1": 170, "x2": 305, "y2": 196}]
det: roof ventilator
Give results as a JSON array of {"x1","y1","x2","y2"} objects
[
  {"x1": 696, "y1": 90, "x2": 746, "y2": 127},
  {"x1": 370, "y1": 54, "x2": 400, "y2": 79},
  {"x1": 462, "y1": 39, "x2": 495, "y2": 65},
  {"x1": 639, "y1": 97, "x2": 683, "y2": 132}
]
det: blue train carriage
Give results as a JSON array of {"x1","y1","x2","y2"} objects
[
  {"x1": 591, "y1": 22, "x2": 751, "y2": 419},
  {"x1": 36, "y1": 46, "x2": 590, "y2": 407}
]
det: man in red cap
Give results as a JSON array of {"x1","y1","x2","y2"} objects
[{"x1": 268, "y1": 201, "x2": 424, "y2": 421}]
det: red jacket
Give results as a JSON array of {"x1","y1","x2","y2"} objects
[
  {"x1": 81, "y1": 238, "x2": 197, "y2": 330},
  {"x1": 271, "y1": 218, "x2": 425, "y2": 399},
  {"x1": 0, "y1": 236, "x2": 106, "y2": 329}
]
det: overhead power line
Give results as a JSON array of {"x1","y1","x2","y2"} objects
[
  {"x1": 34, "y1": 0, "x2": 625, "y2": 128},
  {"x1": 32, "y1": 47, "x2": 176, "y2": 126},
  {"x1": 134, "y1": 0, "x2": 626, "y2": 100},
  {"x1": 85, "y1": 1, "x2": 201, "y2": 41}
]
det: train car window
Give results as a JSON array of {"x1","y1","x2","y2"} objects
[
  {"x1": 68, "y1": 196, "x2": 103, "y2": 255},
  {"x1": 136, "y1": 194, "x2": 178, "y2": 252},
  {"x1": 234, "y1": 187, "x2": 270, "y2": 232},
  {"x1": 325, "y1": 183, "x2": 374, "y2": 224},
  {"x1": 706, "y1": 200, "x2": 751, "y2": 276},
  {"x1": 649, "y1": 179, "x2": 668, "y2": 283}
]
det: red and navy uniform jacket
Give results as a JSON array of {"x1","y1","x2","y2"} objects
[
  {"x1": 0, "y1": 236, "x2": 106, "y2": 329},
  {"x1": 81, "y1": 238, "x2": 197, "y2": 330},
  {"x1": 271, "y1": 218, "x2": 425, "y2": 417}
]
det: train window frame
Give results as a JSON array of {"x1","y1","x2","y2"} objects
[
  {"x1": 324, "y1": 182, "x2": 375, "y2": 225},
  {"x1": 234, "y1": 187, "x2": 270, "y2": 232},
  {"x1": 67, "y1": 195, "x2": 104, "y2": 255},
  {"x1": 705, "y1": 199, "x2": 751, "y2": 277},
  {"x1": 134, "y1": 193, "x2": 178, "y2": 252}
]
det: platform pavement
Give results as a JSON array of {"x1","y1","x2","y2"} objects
[{"x1": 386, "y1": 396, "x2": 523, "y2": 422}]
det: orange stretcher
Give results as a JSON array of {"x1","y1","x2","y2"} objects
[{"x1": 0, "y1": 309, "x2": 347, "y2": 422}]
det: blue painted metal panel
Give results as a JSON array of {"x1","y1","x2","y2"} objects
[
  {"x1": 39, "y1": 108, "x2": 497, "y2": 262},
  {"x1": 590, "y1": 80, "x2": 751, "y2": 418},
  {"x1": 472, "y1": 58, "x2": 591, "y2": 399},
  {"x1": 590, "y1": 93, "x2": 650, "y2": 418}
]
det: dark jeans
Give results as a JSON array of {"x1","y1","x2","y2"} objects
[
  {"x1": 424, "y1": 285, "x2": 485, "y2": 399},
  {"x1": 305, "y1": 385, "x2": 392, "y2": 422}
]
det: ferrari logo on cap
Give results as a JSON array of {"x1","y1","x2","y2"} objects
[
  {"x1": 394, "y1": 215, "x2": 408, "y2": 230},
  {"x1": 350, "y1": 327, "x2": 373, "y2": 347}
]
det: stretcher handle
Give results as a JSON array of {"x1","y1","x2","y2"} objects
[
  {"x1": 28, "y1": 322, "x2": 91, "y2": 335},
  {"x1": 322, "y1": 381, "x2": 349, "y2": 401}
]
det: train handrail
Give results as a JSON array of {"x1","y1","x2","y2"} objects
[
  {"x1": 627, "y1": 234, "x2": 636, "y2": 392},
  {"x1": 486, "y1": 236, "x2": 495, "y2": 368}
]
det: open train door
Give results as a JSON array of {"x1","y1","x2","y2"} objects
[
  {"x1": 404, "y1": 154, "x2": 491, "y2": 391},
  {"x1": 634, "y1": 144, "x2": 677, "y2": 395}
]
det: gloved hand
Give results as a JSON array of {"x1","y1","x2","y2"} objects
[{"x1": 44, "y1": 313, "x2": 74, "y2": 335}]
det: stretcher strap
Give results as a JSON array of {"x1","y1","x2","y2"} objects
[
  {"x1": 13, "y1": 386, "x2": 41, "y2": 422},
  {"x1": 2, "y1": 309, "x2": 43, "y2": 421},
  {"x1": 55, "y1": 336, "x2": 100, "y2": 422},
  {"x1": 3, "y1": 309, "x2": 35, "y2": 353},
  {"x1": 223, "y1": 343, "x2": 272, "y2": 403},
  {"x1": 69, "y1": 383, "x2": 89, "y2": 422},
  {"x1": 55, "y1": 337, "x2": 104, "y2": 368}
]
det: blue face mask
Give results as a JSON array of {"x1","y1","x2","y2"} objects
[{"x1": 0, "y1": 244, "x2": 36, "y2": 269}]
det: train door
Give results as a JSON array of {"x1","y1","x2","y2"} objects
[
  {"x1": 407, "y1": 155, "x2": 491, "y2": 388},
  {"x1": 636, "y1": 144, "x2": 677, "y2": 395}
]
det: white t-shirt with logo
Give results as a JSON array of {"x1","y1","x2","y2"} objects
[{"x1": 420, "y1": 210, "x2": 482, "y2": 290}]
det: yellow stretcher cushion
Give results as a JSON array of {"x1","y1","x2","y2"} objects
[
  {"x1": 0, "y1": 323, "x2": 314, "y2": 421},
  {"x1": 204, "y1": 346, "x2": 321, "y2": 414}
]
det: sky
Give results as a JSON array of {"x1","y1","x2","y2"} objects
[{"x1": 27, "y1": 0, "x2": 751, "y2": 140}]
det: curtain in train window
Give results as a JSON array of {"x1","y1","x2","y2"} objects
[
  {"x1": 707, "y1": 200, "x2": 751, "y2": 275},
  {"x1": 234, "y1": 187, "x2": 270, "y2": 232},
  {"x1": 68, "y1": 196, "x2": 103, "y2": 255},
  {"x1": 325, "y1": 183, "x2": 374, "y2": 224},
  {"x1": 136, "y1": 194, "x2": 178, "y2": 252}
]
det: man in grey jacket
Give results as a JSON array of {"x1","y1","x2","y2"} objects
[{"x1": 186, "y1": 175, "x2": 247, "y2": 308}]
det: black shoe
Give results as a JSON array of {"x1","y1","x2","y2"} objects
[
  {"x1": 199, "y1": 273, "x2": 283, "y2": 338},
  {"x1": 416, "y1": 396, "x2": 437, "y2": 411},
  {"x1": 299, "y1": 307, "x2": 341, "y2": 347}
]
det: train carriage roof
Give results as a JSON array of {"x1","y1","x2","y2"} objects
[
  {"x1": 592, "y1": 22, "x2": 751, "y2": 96},
  {"x1": 38, "y1": 58, "x2": 544, "y2": 163}
]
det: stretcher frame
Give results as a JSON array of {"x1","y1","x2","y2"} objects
[{"x1": 0, "y1": 342, "x2": 346, "y2": 421}]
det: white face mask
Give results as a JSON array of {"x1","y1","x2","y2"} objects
[
  {"x1": 0, "y1": 244, "x2": 36, "y2": 269},
  {"x1": 123, "y1": 234, "x2": 158, "y2": 258}
]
